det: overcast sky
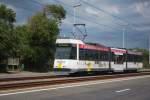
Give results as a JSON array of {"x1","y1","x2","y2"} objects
[{"x1": 0, "y1": 0, "x2": 149, "y2": 49}]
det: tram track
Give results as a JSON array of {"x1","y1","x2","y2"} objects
[
  {"x1": 0, "y1": 75, "x2": 66, "y2": 83},
  {"x1": 0, "y1": 72, "x2": 150, "y2": 91}
]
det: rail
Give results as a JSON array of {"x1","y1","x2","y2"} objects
[{"x1": 0, "y1": 72, "x2": 150, "y2": 91}]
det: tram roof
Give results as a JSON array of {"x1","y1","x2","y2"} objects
[
  {"x1": 79, "y1": 44, "x2": 109, "y2": 52},
  {"x1": 111, "y1": 48, "x2": 126, "y2": 55},
  {"x1": 86, "y1": 43, "x2": 107, "y2": 48},
  {"x1": 127, "y1": 50, "x2": 143, "y2": 56},
  {"x1": 56, "y1": 38, "x2": 84, "y2": 44}
]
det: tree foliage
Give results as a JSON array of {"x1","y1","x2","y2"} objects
[
  {"x1": 44, "y1": 4, "x2": 66, "y2": 24},
  {"x1": 27, "y1": 12, "x2": 59, "y2": 71},
  {"x1": 142, "y1": 49, "x2": 149, "y2": 68},
  {"x1": 14, "y1": 25, "x2": 31, "y2": 57},
  {"x1": 0, "y1": 4, "x2": 17, "y2": 57},
  {"x1": 0, "y1": 4, "x2": 66, "y2": 72},
  {"x1": 0, "y1": 4, "x2": 16, "y2": 27},
  {"x1": 25, "y1": 4, "x2": 66, "y2": 71}
]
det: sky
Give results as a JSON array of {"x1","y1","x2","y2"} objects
[{"x1": 0, "y1": 0, "x2": 149, "y2": 49}]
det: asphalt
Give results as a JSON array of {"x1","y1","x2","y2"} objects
[{"x1": 0, "y1": 75, "x2": 150, "y2": 100}]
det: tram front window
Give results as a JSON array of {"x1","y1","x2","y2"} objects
[{"x1": 55, "y1": 44, "x2": 77, "y2": 59}]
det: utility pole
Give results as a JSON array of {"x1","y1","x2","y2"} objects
[
  {"x1": 73, "y1": 3, "x2": 81, "y2": 61},
  {"x1": 73, "y1": 3, "x2": 81, "y2": 38},
  {"x1": 121, "y1": 24, "x2": 128, "y2": 48},
  {"x1": 123, "y1": 27, "x2": 125, "y2": 48},
  {"x1": 149, "y1": 33, "x2": 150, "y2": 64}
]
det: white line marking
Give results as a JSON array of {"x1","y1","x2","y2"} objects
[
  {"x1": 116, "y1": 89, "x2": 131, "y2": 93},
  {"x1": 0, "y1": 75, "x2": 150, "y2": 97}
]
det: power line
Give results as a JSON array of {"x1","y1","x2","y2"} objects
[
  {"x1": 61, "y1": 0, "x2": 125, "y2": 27},
  {"x1": 1, "y1": 1, "x2": 35, "y2": 13},
  {"x1": 19, "y1": 0, "x2": 124, "y2": 32},
  {"x1": 54, "y1": 0, "x2": 70, "y2": 6},
  {"x1": 30, "y1": 0, "x2": 43, "y2": 6},
  {"x1": 68, "y1": 13, "x2": 121, "y2": 31},
  {"x1": 81, "y1": 0, "x2": 129, "y2": 26},
  {"x1": 5, "y1": 0, "x2": 123, "y2": 32},
  {"x1": 56, "y1": 0, "x2": 142, "y2": 33},
  {"x1": 53, "y1": 0, "x2": 121, "y2": 31},
  {"x1": 80, "y1": 0, "x2": 146, "y2": 37}
]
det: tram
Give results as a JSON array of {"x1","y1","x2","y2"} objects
[{"x1": 53, "y1": 38, "x2": 143, "y2": 74}]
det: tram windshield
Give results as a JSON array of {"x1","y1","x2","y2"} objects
[{"x1": 55, "y1": 44, "x2": 77, "y2": 59}]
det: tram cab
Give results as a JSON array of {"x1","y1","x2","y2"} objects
[
  {"x1": 53, "y1": 38, "x2": 110, "y2": 74},
  {"x1": 53, "y1": 38, "x2": 83, "y2": 73}
]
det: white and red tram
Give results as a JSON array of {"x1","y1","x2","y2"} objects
[{"x1": 53, "y1": 38, "x2": 143, "y2": 74}]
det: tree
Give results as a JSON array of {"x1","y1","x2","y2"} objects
[
  {"x1": 27, "y1": 12, "x2": 59, "y2": 71},
  {"x1": 0, "y1": 4, "x2": 16, "y2": 27},
  {"x1": 14, "y1": 25, "x2": 31, "y2": 57},
  {"x1": 13, "y1": 25, "x2": 34, "y2": 71},
  {"x1": 0, "y1": 4, "x2": 16, "y2": 57},
  {"x1": 26, "y1": 4, "x2": 66, "y2": 71},
  {"x1": 43, "y1": 4, "x2": 66, "y2": 24},
  {"x1": 0, "y1": 4, "x2": 66, "y2": 72},
  {"x1": 142, "y1": 50, "x2": 149, "y2": 68},
  {"x1": 0, "y1": 4, "x2": 19, "y2": 72}
]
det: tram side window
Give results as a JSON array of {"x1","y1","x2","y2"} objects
[
  {"x1": 94, "y1": 50, "x2": 99, "y2": 60},
  {"x1": 88, "y1": 50, "x2": 93, "y2": 60},
  {"x1": 99, "y1": 51, "x2": 109, "y2": 61},
  {"x1": 95, "y1": 51, "x2": 99, "y2": 60},
  {"x1": 136, "y1": 55, "x2": 143, "y2": 62},
  {"x1": 85, "y1": 49, "x2": 89, "y2": 60},
  {"x1": 137, "y1": 55, "x2": 143, "y2": 62},
  {"x1": 79, "y1": 49, "x2": 101, "y2": 61},
  {"x1": 85, "y1": 49, "x2": 96, "y2": 60},
  {"x1": 79, "y1": 49, "x2": 92, "y2": 60},
  {"x1": 79, "y1": 49, "x2": 85, "y2": 60},
  {"x1": 110, "y1": 53, "x2": 115, "y2": 61},
  {"x1": 79, "y1": 49, "x2": 89, "y2": 60},
  {"x1": 127, "y1": 54, "x2": 142, "y2": 63},
  {"x1": 114, "y1": 54, "x2": 125, "y2": 64},
  {"x1": 104, "y1": 52, "x2": 109, "y2": 61},
  {"x1": 70, "y1": 47, "x2": 77, "y2": 59},
  {"x1": 135, "y1": 55, "x2": 143, "y2": 62},
  {"x1": 79, "y1": 48, "x2": 109, "y2": 61},
  {"x1": 99, "y1": 52, "x2": 102, "y2": 61},
  {"x1": 127, "y1": 54, "x2": 131, "y2": 62}
]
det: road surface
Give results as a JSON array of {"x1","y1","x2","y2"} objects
[{"x1": 0, "y1": 75, "x2": 150, "y2": 100}]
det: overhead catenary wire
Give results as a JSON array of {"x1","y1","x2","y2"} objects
[
  {"x1": 29, "y1": 0, "x2": 122, "y2": 32},
  {"x1": 24, "y1": 0, "x2": 149, "y2": 49},
  {"x1": 2, "y1": 0, "x2": 141, "y2": 33},
  {"x1": 30, "y1": 0, "x2": 44, "y2": 6},
  {"x1": 81, "y1": 0, "x2": 129, "y2": 26},
  {"x1": 0, "y1": 0, "x2": 146, "y2": 49},
  {"x1": 0, "y1": 0, "x2": 35, "y2": 13},
  {"x1": 4, "y1": 0, "x2": 140, "y2": 34},
  {"x1": 54, "y1": 0, "x2": 127, "y2": 28},
  {"x1": 53, "y1": 0, "x2": 122, "y2": 31}
]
